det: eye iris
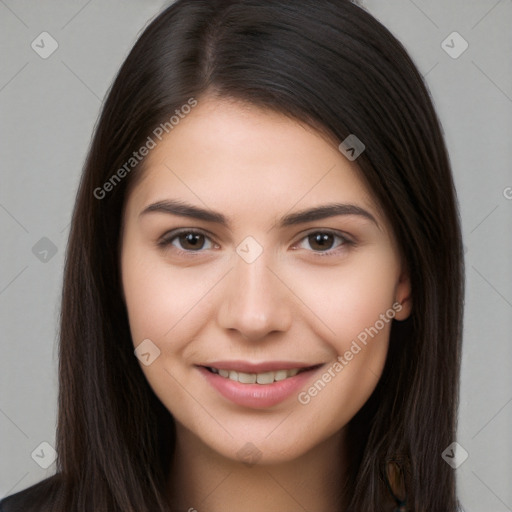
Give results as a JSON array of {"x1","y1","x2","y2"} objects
[
  {"x1": 309, "y1": 233, "x2": 334, "y2": 251},
  {"x1": 179, "y1": 232, "x2": 205, "y2": 250}
]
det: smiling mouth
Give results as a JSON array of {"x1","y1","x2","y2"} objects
[{"x1": 203, "y1": 365, "x2": 322, "y2": 385}]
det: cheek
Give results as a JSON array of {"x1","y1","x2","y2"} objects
[
  {"x1": 121, "y1": 247, "x2": 214, "y2": 419},
  {"x1": 121, "y1": 245, "x2": 212, "y2": 348},
  {"x1": 289, "y1": 247, "x2": 399, "y2": 347},
  {"x1": 288, "y1": 249, "x2": 398, "y2": 418}
]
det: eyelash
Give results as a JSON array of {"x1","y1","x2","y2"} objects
[{"x1": 156, "y1": 228, "x2": 355, "y2": 258}]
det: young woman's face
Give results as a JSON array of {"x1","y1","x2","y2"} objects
[{"x1": 120, "y1": 96, "x2": 412, "y2": 464}]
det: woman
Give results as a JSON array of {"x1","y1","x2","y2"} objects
[{"x1": 0, "y1": 0, "x2": 464, "y2": 510}]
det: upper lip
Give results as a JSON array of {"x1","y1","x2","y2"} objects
[{"x1": 199, "y1": 360, "x2": 322, "y2": 373}]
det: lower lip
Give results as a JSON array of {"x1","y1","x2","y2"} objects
[{"x1": 197, "y1": 365, "x2": 323, "y2": 409}]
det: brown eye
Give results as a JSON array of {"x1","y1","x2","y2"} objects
[
  {"x1": 177, "y1": 232, "x2": 207, "y2": 250},
  {"x1": 308, "y1": 232, "x2": 336, "y2": 251},
  {"x1": 158, "y1": 229, "x2": 216, "y2": 253},
  {"x1": 295, "y1": 230, "x2": 353, "y2": 256}
]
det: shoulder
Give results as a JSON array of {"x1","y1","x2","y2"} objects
[{"x1": 0, "y1": 473, "x2": 61, "y2": 512}]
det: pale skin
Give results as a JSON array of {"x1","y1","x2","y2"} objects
[{"x1": 120, "y1": 95, "x2": 412, "y2": 511}]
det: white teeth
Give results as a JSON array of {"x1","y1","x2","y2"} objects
[
  {"x1": 256, "y1": 371, "x2": 274, "y2": 384},
  {"x1": 238, "y1": 372, "x2": 257, "y2": 384},
  {"x1": 211, "y1": 367, "x2": 304, "y2": 384},
  {"x1": 274, "y1": 369, "x2": 288, "y2": 381}
]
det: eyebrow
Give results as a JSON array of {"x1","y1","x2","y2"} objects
[{"x1": 139, "y1": 199, "x2": 379, "y2": 229}]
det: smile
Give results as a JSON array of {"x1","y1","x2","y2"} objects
[{"x1": 198, "y1": 363, "x2": 324, "y2": 409}]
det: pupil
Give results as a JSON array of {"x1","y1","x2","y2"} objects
[
  {"x1": 310, "y1": 233, "x2": 333, "y2": 251},
  {"x1": 181, "y1": 233, "x2": 203, "y2": 250}
]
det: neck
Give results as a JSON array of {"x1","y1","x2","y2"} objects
[{"x1": 167, "y1": 424, "x2": 348, "y2": 512}]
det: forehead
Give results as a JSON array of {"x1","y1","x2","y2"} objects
[{"x1": 125, "y1": 97, "x2": 380, "y2": 225}]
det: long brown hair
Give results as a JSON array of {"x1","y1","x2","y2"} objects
[{"x1": 14, "y1": 1, "x2": 464, "y2": 510}]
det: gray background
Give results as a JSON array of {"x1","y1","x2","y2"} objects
[{"x1": 1, "y1": 1, "x2": 511, "y2": 510}]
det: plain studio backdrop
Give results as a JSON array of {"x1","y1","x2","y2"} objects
[{"x1": 0, "y1": 1, "x2": 511, "y2": 511}]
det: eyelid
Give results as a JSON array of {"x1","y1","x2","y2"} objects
[{"x1": 293, "y1": 228, "x2": 355, "y2": 245}]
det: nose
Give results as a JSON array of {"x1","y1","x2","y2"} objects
[{"x1": 216, "y1": 248, "x2": 293, "y2": 342}]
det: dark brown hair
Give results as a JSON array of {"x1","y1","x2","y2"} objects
[{"x1": 8, "y1": 1, "x2": 465, "y2": 510}]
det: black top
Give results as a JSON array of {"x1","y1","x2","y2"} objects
[
  {"x1": 3, "y1": 475, "x2": 460, "y2": 511},
  {"x1": 0, "y1": 474, "x2": 60, "y2": 512},
  {"x1": 0, "y1": 486, "x2": 37, "y2": 512}
]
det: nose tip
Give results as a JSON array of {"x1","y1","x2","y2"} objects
[{"x1": 216, "y1": 251, "x2": 292, "y2": 342}]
